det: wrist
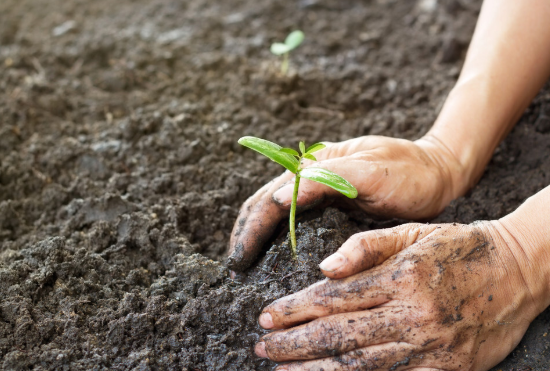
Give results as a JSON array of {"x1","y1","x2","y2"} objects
[
  {"x1": 496, "y1": 187, "x2": 550, "y2": 313},
  {"x1": 415, "y1": 135, "x2": 471, "y2": 206},
  {"x1": 422, "y1": 76, "x2": 523, "y2": 196}
]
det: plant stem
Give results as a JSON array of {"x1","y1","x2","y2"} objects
[
  {"x1": 289, "y1": 174, "x2": 301, "y2": 258},
  {"x1": 282, "y1": 52, "x2": 289, "y2": 75}
]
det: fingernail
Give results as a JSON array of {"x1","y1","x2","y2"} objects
[
  {"x1": 230, "y1": 270, "x2": 236, "y2": 279},
  {"x1": 276, "y1": 366, "x2": 289, "y2": 371},
  {"x1": 255, "y1": 342, "x2": 268, "y2": 358},
  {"x1": 319, "y1": 252, "x2": 346, "y2": 272},
  {"x1": 273, "y1": 184, "x2": 294, "y2": 205},
  {"x1": 259, "y1": 312, "x2": 273, "y2": 328}
]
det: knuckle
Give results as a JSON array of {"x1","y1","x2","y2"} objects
[
  {"x1": 353, "y1": 232, "x2": 373, "y2": 249},
  {"x1": 388, "y1": 254, "x2": 418, "y2": 277},
  {"x1": 398, "y1": 223, "x2": 423, "y2": 245},
  {"x1": 263, "y1": 335, "x2": 287, "y2": 360},
  {"x1": 399, "y1": 258, "x2": 419, "y2": 274},
  {"x1": 350, "y1": 231, "x2": 378, "y2": 251},
  {"x1": 403, "y1": 222, "x2": 425, "y2": 233},
  {"x1": 309, "y1": 318, "x2": 347, "y2": 355},
  {"x1": 268, "y1": 297, "x2": 291, "y2": 316},
  {"x1": 345, "y1": 233, "x2": 364, "y2": 247},
  {"x1": 420, "y1": 301, "x2": 446, "y2": 324},
  {"x1": 353, "y1": 234, "x2": 380, "y2": 267},
  {"x1": 346, "y1": 233, "x2": 371, "y2": 253},
  {"x1": 308, "y1": 282, "x2": 336, "y2": 315}
]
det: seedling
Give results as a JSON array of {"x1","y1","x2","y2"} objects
[
  {"x1": 238, "y1": 136, "x2": 358, "y2": 258},
  {"x1": 270, "y1": 30, "x2": 305, "y2": 75}
]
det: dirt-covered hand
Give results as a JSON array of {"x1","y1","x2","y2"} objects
[
  {"x1": 227, "y1": 135, "x2": 466, "y2": 271},
  {"x1": 254, "y1": 221, "x2": 549, "y2": 371}
]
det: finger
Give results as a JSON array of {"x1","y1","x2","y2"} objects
[
  {"x1": 273, "y1": 342, "x2": 424, "y2": 371},
  {"x1": 227, "y1": 172, "x2": 293, "y2": 271},
  {"x1": 320, "y1": 223, "x2": 435, "y2": 279},
  {"x1": 259, "y1": 265, "x2": 395, "y2": 329},
  {"x1": 257, "y1": 307, "x2": 418, "y2": 361},
  {"x1": 315, "y1": 136, "x2": 397, "y2": 159},
  {"x1": 272, "y1": 156, "x2": 381, "y2": 208}
]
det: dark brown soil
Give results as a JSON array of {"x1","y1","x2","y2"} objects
[{"x1": 1, "y1": 0, "x2": 549, "y2": 370}]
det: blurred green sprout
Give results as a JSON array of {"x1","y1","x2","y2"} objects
[
  {"x1": 270, "y1": 30, "x2": 305, "y2": 75},
  {"x1": 238, "y1": 136, "x2": 357, "y2": 258}
]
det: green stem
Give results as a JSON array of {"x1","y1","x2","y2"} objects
[
  {"x1": 289, "y1": 174, "x2": 301, "y2": 258},
  {"x1": 282, "y1": 52, "x2": 289, "y2": 75}
]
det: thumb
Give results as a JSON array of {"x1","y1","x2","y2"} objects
[
  {"x1": 320, "y1": 223, "x2": 435, "y2": 279},
  {"x1": 272, "y1": 157, "x2": 364, "y2": 208}
]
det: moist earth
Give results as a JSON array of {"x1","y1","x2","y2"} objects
[{"x1": 1, "y1": 0, "x2": 550, "y2": 370}]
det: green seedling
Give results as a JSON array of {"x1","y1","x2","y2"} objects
[
  {"x1": 270, "y1": 30, "x2": 305, "y2": 75},
  {"x1": 238, "y1": 136, "x2": 358, "y2": 258}
]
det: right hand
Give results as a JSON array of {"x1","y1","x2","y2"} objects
[
  {"x1": 254, "y1": 220, "x2": 548, "y2": 371},
  {"x1": 227, "y1": 134, "x2": 469, "y2": 271}
]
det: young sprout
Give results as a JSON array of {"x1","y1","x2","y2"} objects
[
  {"x1": 270, "y1": 30, "x2": 305, "y2": 75},
  {"x1": 238, "y1": 136, "x2": 358, "y2": 258}
]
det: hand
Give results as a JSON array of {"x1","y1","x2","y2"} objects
[
  {"x1": 227, "y1": 135, "x2": 467, "y2": 271},
  {"x1": 254, "y1": 221, "x2": 548, "y2": 370}
]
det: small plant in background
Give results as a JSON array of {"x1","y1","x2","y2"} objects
[
  {"x1": 270, "y1": 30, "x2": 305, "y2": 75},
  {"x1": 238, "y1": 136, "x2": 357, "y2": 258}
]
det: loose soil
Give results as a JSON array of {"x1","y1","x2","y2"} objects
[{"x1": 1, "y1": 0, "x2": 550, "y2": 370}]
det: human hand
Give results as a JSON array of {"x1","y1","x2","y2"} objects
[
  {"x1": 227, "y1": 135, "x2": 467, "y2": 271},
  {"x1": 254, "y1": 221, "x2": 549, "y2": 370}
]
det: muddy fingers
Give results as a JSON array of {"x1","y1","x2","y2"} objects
[
  {"x1": 272, "y1": 157, "x2": 376, "y2": 207},
  {"x1": 257, "y1": 222, "x2": 546, "y2": 370},
  {"x1": 228, "y1": 136, "x2": 462, "y2": 271},
  {"x1": 256, "y1": 307, "x2": 427, "y2": 361},
  {"x1": 272, "y1": 342, "x2": 427, "y2": 371},
  {"x1": 260, "y1": 266, "x2": 396, "y2": 329},
  {"x1": 320, "y1": 224, "x2": 435, "y2": 279},
  {"x1": 227, "y1": 173, "x2": 293, "y2": 271}
]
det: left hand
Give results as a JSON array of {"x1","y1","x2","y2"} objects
[
  {"x1": 254, "y1": 221, "x2": 548, "y2": 371},
  {"x1": 227, "y1": 135, "x2": 466, "y2": 272}
]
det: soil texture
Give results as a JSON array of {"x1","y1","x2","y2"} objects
[{"x1": 1, "y1": 0, "x2": 550, "y2": 370}]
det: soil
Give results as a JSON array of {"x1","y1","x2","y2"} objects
[{"x1": 1, "y1": 0, "x2": 550, "y2": 370}]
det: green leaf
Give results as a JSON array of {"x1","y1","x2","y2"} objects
[
  {"x1": 303, "y1": 153, "x2": 317, "y2": 161},
  {"x1": 270, "y1": 43, "x2": 290, "y2": 55},
  {"x1": 306, "y1": 142, "x2": 326, "y2": 154},
  {"x1": 284, "y1": 30, "x2": 305, "y2": 50},
  {"x1": 238, "y1": 137, "x2": 300, "y2": 173},
  {"x1": 280, "y1": 148, "x2": 300, "y2": 157},
  {"x1": 299, "y1": 141, "x2": 306, "y2": 154},
  {"x1": 299, "y1": 167, "x2": 358, "y2": 198}
]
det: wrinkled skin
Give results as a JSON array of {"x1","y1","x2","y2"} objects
[
  {"x1": 227, "y1": 136, "x2": 465, "y2": 271},
  {"x1": 254, "y1": 222, "x2": 543, "y2": 371}
]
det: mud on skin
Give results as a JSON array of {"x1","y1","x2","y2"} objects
[
  {"x1": 2, "y1": 0, "x2": 550, "y2": 369},
  {"x1": 255, "y1": 222, "x2": 542, "y2": 370}
]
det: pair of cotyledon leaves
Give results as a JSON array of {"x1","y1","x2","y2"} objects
[
  {"x1": 270, "y1": 30, "x2": 305, "y2": 55},
  {"x1": 238, "y1": 136, "x2": 358, "y2": 199}
]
